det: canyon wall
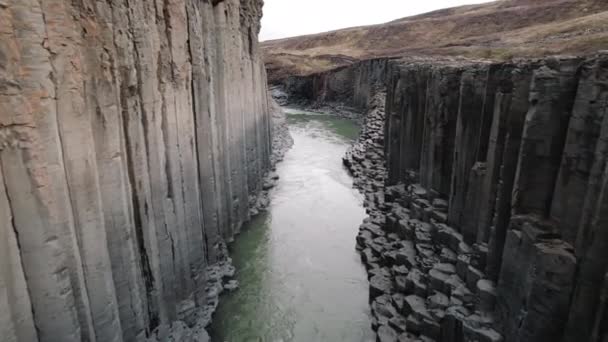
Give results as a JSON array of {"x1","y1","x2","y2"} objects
[
  {"x1": 383, "y1": 55, "x2": 608, "y2": 342},
  {"x1": 0, "y1": 0, "x2": 272, "y2": 341},
  {"x1": 277, "y1": 59, "x2": 390, "y2": 111},
  {"x1": 290, "y1": 54, "x2": 608, "y2": 342}
]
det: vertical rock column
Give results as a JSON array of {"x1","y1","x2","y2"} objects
[
  {"x1": 1, "y1": 1, "x2": 90, "y2": 340},
  {"x1": 111, "y1": 0, "x2": 166, "y2": 335},
  {"x1": 419, "y1": 64, "x2": 462, "y2": 197},
  {"x1": 511, "y1": 58, "x2": 582, "y2": 218},
  {"x1": 42, "y1": 1, "x2": 125, "y2": 339},
  {"x1": 562, "y1": 55, "x2": 608, "y2": 342},
  {"x1": 448, "y1": 64, "x2": 491, "y2": 241},
  {"x1": 0, "y1": 0, "x2": 273, "y2": 341},
  {"x1": 188, "y1": 0, "x2": 221, "y2": 263},
  {"x1": 485, "y1": 64, "x2": 536, "y2": 279},
  {"x1": 378, "y1": 54, "x2": 608, "y2": 342},
  {"x1": 0, "y1": 169, "x2": 38, "y2": 342},
  {"x1": 385, "y1": 62, "x2": 431, "y2": 185}
]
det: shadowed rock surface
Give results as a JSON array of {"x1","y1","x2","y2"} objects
[
  {"x1": 0, "y1": 0, "x2": 285, "y2": 341},
  {"x1": 278, "y1": 53, "x2": 608, "y2": 342}
]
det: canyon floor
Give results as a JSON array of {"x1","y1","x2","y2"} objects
[{"x1": 210, "y1": 110, "x2": 374, "y2": 341}]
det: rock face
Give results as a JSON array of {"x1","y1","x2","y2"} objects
[
  {"x1": 318, "y1": 54, "x2": 608, "y2": 342},
  {"x1": 0, "y1": 0, "x2": 276, "y2": 341},
  {"x1": 277, "y1": 59, "x2": 390, "y2": 112},
  {"x1": 382, "y1": 55, "x2": 608, "y2": 342}
]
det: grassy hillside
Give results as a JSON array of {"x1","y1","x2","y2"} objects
[{"x1": 262, "y1": 0, "x2": 608, "y2": 81}]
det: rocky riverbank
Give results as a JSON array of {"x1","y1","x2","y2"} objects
[
  {"x1": 152, "y1": 100, "x2": 293, "y2": 342},
  {"x1": 272, "y1": 86, "x2": 364, "y2": 123},
  {"x1": 248, "y1": 98, "x2": 294, "y2": 218},
  {"x1": 343, "y1": 90, "x2": 502, "y2": 341},
  {"x1": 270, "y1": 59, "x2": 390, "y2": 123},
  {"x1": 277, "y1": 70, "x2": 505, "y2": 341},
  {"x1": 334, "y1": 54, "x2": 608, "y2": 342}
]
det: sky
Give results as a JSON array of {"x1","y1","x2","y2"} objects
[{"x1": 260, "y1": 0, "x2": 494, "y2": 41}]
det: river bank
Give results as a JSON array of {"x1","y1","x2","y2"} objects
[{"x1": 210, "y1": 108, "x2": 374, "y2": 341}]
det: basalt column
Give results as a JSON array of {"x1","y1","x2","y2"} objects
[
  {"x1": 275, "y1": 52, "x2": 608, "y2": 341},
  {"x1": 379, "y1": 55, "x2": 608, "y2": 342},
  {"x1": 0, "y1": 0, "x2": 272, "y2": 341}
]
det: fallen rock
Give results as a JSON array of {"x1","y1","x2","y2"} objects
[
  {"x1": 406, "y1": 269, "x2": 428, "y2": 297},
  {"x1": 370, "y1": 272, "x2": 394, "y2": 299},
  {"x1": 428, "y1": 291, "x2": 450, "y2": 310},
  {"x1": 378, "y1": 324, "x2": 399, "y2": 342},
  {"x1": 395, "y1": 242, "x2": 418, "y2": 268},
  {"x1": 476, "y1": 279, "x2": 497, "y2": 312}
]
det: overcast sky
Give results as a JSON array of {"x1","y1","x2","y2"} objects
[{"x1": 260, "y1": 0, "x2": 495, "y2": 41}]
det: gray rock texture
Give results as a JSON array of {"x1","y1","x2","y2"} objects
[
  {"x1": 0, "y1": 0, "x2": 277, "y2": 341},
  {"x1": 272, "y1": 59, "x2": 391, "y2": 120},
  {"x1": 303, "y1": 54, "x2": 608, "y2": 342}
]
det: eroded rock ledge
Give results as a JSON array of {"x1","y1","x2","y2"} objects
[
  {"x1": 0, "y1": 0, "x2": 279, "y2": 341},
  {"x1": 292, "y1": 54, "x2": 608, "y2": 342}
]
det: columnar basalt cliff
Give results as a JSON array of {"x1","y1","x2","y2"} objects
[
  {"x1": 285, "y1": 54, "x2": 608, "y2": 342},
  {"x1": 381, "y1": 55, "x2": 608, "y2": 342},
  {"x1": 275, "y1": 59, "x2": 390, "y2": 114},
  {"x1": 0, "y1": 0, "x2": 277, "y2": 341}
]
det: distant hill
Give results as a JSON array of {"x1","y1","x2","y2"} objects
[{"x1": 262, "y1": 0, "x2": 608, "y2": 82}]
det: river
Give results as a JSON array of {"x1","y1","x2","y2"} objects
[{"x1": 209, "y1": 109, "x2": 374, "y2": 342}]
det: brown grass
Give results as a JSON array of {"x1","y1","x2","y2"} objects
[{"x1": 263, "y1": 0, "x2": 608, "y2": 81}]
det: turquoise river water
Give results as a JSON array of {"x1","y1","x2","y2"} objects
[{"x1": 210, "y1": 110, "x2": 374, "y2": 342}]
